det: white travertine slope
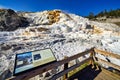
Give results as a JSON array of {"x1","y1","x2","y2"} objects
[{"x1": 0, "y1": 10, "x2": 120, "y2": 79}]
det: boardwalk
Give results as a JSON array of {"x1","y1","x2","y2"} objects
[
  {"x1": 7, "y1": 48, "x2": 120, "y2": 80},
  {"x1": 69, "y1": 65, "x2": 120, "y2": 80}
]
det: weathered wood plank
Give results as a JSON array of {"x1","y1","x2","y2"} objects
[
  {"x1": 96, "y1": 58, "x2": 120, "y2": 71},
  {"x1": 94, "y1": 68, "x2": 120, "y2": 80},
  {"x1": 50, "y1": 57, "x2": 92, "y2": 80},
  {"x1": 94, "y1": 49, "x2": 120, "y2": 59},
  {"x1": 7, "y1": 48, "x2": 94, "y2": 80},
  {"x1": 101, "y1": 68, "x2": 120, "y2": 79}
]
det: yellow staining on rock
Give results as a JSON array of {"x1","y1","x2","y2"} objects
[
  {"x1": 47, "y1": 10, "x2": 61, "y2": 24},
  {"x1": 21, "y1": 27, "x2": 49, "y2": 38},
  {"x1": 37, "y1": 27, "x2": 49, "y2": 32},
  {"x1": 22, "y1": 31, "x2": 31, "y2": 36},
  {"x1": 93, "y1": 25, "x2": 103, "y2": 34}
]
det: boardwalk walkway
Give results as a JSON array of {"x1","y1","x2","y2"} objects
[
  {"x1": 69, "y1": 65, "x2": 120, "y2": 80},
  {"x1": 7, "y1": 48, "x2": 120, "y2": 80}
]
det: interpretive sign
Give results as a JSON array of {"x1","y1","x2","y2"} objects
[{"x1": 13, "y1": 48, "x2": 56, "y2": 75}]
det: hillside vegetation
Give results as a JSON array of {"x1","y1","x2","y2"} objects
[
  {"x1": 87, "y1": 9, "x2": 120, "y2": 20},
  {"x1": 87, "y1": 9, "x2": 120, "y2": 27}
]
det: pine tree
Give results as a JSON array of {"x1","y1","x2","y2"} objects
[{"x1": 88, "y1": 12, "x2": 94, "y2": 20}]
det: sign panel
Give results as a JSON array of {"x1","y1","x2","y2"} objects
[{"x1": 13, "y1": 48, "x2": 56, "y2": 75}]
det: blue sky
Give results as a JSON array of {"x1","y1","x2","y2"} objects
[{"x1": 0, "y1": 0, "x2": 120, "y2": 16}]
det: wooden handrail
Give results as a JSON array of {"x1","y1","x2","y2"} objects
[
  {"x1": 94, "y1": 48, "x2": 120, "y2": 71},
  {"x1": 96, "y1": 58, "x2": 120, "y2": 71},
  {"x1": 50, "y1": 57, "x2": 92, "y2": 80},
  {"x1": 94, "y1": 48, "x2": 120, "y2": 59},
  {"x1": 6, "y1": 48, "x2": 120, "y2": 80},
  {"x1": 7, "y1": 48, "x2": 94, "y2": 80}
]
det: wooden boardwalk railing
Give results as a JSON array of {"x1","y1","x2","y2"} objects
[
  {"x1": 7, "y1": 48, "x2": 120, "y2": 80},
  {"x1": 94, "y1": 49, "x2": 120, "y2": 71}
]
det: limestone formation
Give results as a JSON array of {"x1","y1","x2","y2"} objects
[{"x1": 0, "y1": 9, "x2": 29, "y2": 31}]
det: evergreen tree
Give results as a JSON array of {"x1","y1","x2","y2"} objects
[{"x1": 88, "y1": 12, "x2": 94, "y2": 20}]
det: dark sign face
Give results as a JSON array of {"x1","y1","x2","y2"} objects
[{"x1": 13, "y1": 48, "x2": 56, "y2": 75}]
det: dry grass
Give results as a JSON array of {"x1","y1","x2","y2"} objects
[
  {"x1": 68, "y1": 62, "x2": 89, "y2": 77},
  {"x1": 114, "y1": 22, "x2": 120, "y2": 27}
]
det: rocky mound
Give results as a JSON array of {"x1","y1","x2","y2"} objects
[
  {"x1": 0, "y1": 9, "x2": 120, "y2": 80},
  {"x1": 47, "y1": 10, "x2": 61, "y2": 24},
  {"x1": 0, "y1": 9, "x2": 29, "y2": 31}
]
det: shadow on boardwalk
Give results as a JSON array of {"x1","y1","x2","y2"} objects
[{"x1": 68, "y1": 65, "x2": 102, "y2": 80}]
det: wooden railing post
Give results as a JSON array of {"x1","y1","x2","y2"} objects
[
  {"x1": 89, "y1": 51, "x2": 94, "y2": 67},
  {"x1": 89, "y1": 50, "x2": 100, "y2": 69},
  {"x1": 63, "y1": 56, "x2": 68, "y2": 80},
  {"x1": 63, "y1": 63, "x2": 68, "y2": 80}
]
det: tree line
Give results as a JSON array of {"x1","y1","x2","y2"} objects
[{"x1": 86, "y1": 9, "x2": 120, "y2": 20}]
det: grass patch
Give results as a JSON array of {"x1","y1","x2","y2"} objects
[
  {"x1": 114, "y1": 22, "x2": 120, "y2": 27},
  {"x1": 68, "y1": 62, "x2": 89, "y2": 77}
]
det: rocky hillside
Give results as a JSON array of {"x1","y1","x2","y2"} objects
[
  {"x1": 0, "y1": 9, "x2": 120, "y2": 80},
  {"x1": 0, "y1": 9, "x2": 119, "y2": 32},
  {"x1": 0, "y1": 9, "x2": 29, "y2": 31}
]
